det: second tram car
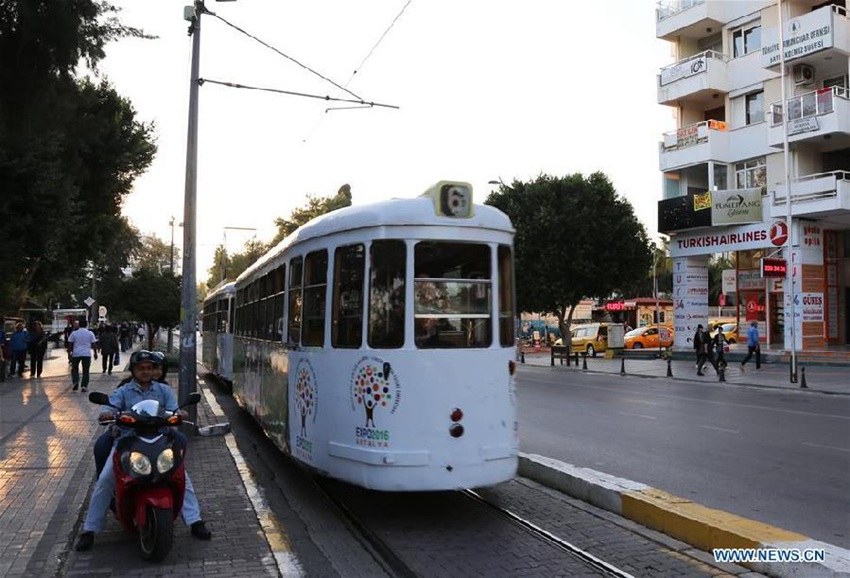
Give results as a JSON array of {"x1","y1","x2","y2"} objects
[
  {"x1": 201, "y1": 282, "x2": 235, "y2": 384},
  {"x1": 203, "y1": 181, "x2": 518, "y2": 491}
]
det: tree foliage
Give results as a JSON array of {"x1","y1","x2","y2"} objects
[
  {"x1": 0, "y1": 1, "x2": 156, "y2": 312},
  {"x1": 122, "y1": 268, "x2": 181, "y2": 350},
  {"x1": 205, "y1": 184, "x2": 353, "y2": 288},
  {"x1": 485, "y1": 173, "x2": 653, "y2": 345},
  {"x1": 270, "y1": 184, "x2": 353, "y2": 245}
]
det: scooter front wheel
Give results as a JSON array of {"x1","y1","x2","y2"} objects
[{"x1": 139, "y1": 506, "x2": 173, "y2": 561}]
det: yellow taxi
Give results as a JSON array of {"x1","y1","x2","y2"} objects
[
  {"x1": 624, "y1": 325, "x2": 674, "y2": 349},
  {"x1": 709, "y1": 322, "x2": 738, "y2": 343},
  {"x1": 556, "y1": 323, "x2": 610, "y2": 357}
]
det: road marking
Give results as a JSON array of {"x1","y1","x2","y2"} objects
[
  {"x1": 617, "y1": 412, "x2": 657, "y2": 420},
  {"x1": 801, "y1": 441, "x2": 850, "y2": 453},
  {"x1": 696, "y1": 425, "x2": 739, "y2": 434}
]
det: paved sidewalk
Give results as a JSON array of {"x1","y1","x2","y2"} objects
[
  {"x1": 520, "y1": 351, "x2": 850, "y2": 395},
  {"x1": 0, "y1": 348, "x2": 280, "y2": 578}
]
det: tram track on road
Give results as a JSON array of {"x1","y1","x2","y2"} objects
[{"x1": 312, "y1": 475, "x2": 634, "y2": 577}]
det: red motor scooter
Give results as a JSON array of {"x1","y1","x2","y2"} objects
[{"x1": 88, "y1": 391, "x2": 201, "y2": 561}]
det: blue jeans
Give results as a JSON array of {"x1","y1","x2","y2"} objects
[
  {"x1": 71, "y1": 356, "x2": 92, "y2": 388},
  {"x1": 9, "y1": 350, "x2": 27, "y2": 376},
  {"x1": 83, "y1": 441, "x2": 202, "y2": 533}
]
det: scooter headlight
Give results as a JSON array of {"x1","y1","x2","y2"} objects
[
  {"x1": 129, "y1": 451, "x2": 152, "y2": 476},
  {"x1": 156, "y1": 448, "x2": 175, "y2": 473}
]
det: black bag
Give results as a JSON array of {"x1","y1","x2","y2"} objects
[{"x1": 113, "y1": 352, "x2": 120, "y2": 365}]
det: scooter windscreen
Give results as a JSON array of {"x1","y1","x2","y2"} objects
[{"x1": 131, "y1": 399, "x2": 163, "y2": 417}]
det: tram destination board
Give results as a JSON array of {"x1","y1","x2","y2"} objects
[{"x1": 761, "y1": 257, "x2": 787, "y2": 278}]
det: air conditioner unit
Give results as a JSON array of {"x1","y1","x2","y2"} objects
[{"x1": 793, "y1": 64, "x2": 815, "y2": 86}]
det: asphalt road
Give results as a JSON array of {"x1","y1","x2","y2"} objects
[{"x1": 516, "y1": 365, "x2": 850, "y2": 549}]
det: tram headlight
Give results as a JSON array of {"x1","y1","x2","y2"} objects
[
  {"x1": 156, "y1": 448, "x2": 175, "y2": 473},
  {"x1": 129, "y1": 451, "x2": 152, "y2": 476}
]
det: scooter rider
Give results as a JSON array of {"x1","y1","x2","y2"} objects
[{"x1": 76, "y1": 350, "x2": 212, "y2": 551}]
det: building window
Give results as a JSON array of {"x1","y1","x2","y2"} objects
[
  {"x1": 745, "y1": 91, "x2": 764, "y2": 125},
  {"x1": 732, "y1": 24, "x2": 760, "y2": 57},
  {"x1": 735, "y1": 158, "x2": 766, "y2": 189}
]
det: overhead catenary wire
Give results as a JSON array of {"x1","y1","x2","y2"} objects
[
  {"x1": 205, "y1": 8, "x2": 361, "y2": 101},
  {"x1": 302, "y1": 0, "x2": 413, "y2": 141},
  {"x1": 198, "y1": 78, "x2": 399, "y2": 110}
]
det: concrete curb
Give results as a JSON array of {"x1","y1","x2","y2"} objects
[{"x1": 520, "y1": 453, "x2": 850, "y2": 577}]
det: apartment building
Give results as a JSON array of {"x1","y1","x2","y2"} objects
[{"x1": 656, "y1": 0, "x2": 849, "y2": 352}]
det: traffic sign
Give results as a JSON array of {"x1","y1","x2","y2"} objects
[{"x1": 84, "y1": 296, "x2": 95, "y2": 307}]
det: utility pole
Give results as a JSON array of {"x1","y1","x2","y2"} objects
[
  {"x1": 168, "y1": 216, "x2": 176, "y2": 355},
  {"x1": 179, "y1": 0, "x2": 203, "y2": 424}
]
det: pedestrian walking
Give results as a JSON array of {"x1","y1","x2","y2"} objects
[
  {"x1": 712, "y1": 327, "x2": 728, "y2": 369},
  {"x1": 694, "y1": 325, "x2": 717, "y2": 376},
  {"x1": 692, "y1": 325, "x2": 702, "y2": 368},
  {"x1": 740, "y1": 320, "x2": 761, "y2": 371},
  {"x1": 119, "y1": 322, "x2": 130, "y2": 352},
  {"x1": 8, "y1": 322, "x2": 28, "y2": 378},
  {"x1": 136, "y1": 324, "x2": 146, "y2": 344},
  {"x1": 26, "y1": 320, "x2": 49, "y2": 378},
  {"x1": 67, "y1": 319, "x2": 98, "y2": 392},
  {"x1": 98, "y1": 324, "x2": 119, "y2": 375}
]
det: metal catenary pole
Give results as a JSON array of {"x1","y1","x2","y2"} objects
[
  {"x1": 777, "y1": 0, "x2": 798, "y2": 382},
  {"x1": 180, "y1": 0, "x2": 203, "y2": 423}
]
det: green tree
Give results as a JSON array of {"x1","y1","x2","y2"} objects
[
  {"x1": 205, "y1": 184, "x2": 353, "y2": 288},
  {"x1": 485, "y1": 173, "x2": 653, "y2": 349},
  {"x1": 0, "y1": 1, "x2": 155, "y2": 312},
  {"x1": 270, "y1": 183, "x2": 352, "y2": 245},
  {"x1": 122, "y1": 269, "x2": 180, "y2": 350}
]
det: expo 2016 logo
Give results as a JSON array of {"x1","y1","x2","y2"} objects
[
  {"x1": 350, "y1": 358, "x2": 401, "y2": 428},
  {"x1": 295, "y1": 359, "x2": 317, "y2": 437}
]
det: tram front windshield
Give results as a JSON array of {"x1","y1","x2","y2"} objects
[{"x1": 413, "y1": 242, "x2": 492, "y2": 349}]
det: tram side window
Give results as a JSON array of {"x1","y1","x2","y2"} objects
[
  {"x1": 272, "y1": 265, "x2": 285, "y2": 341},
  {"x1": 368, "y1": 240, "x2": 405, "y2": 349},
  {"x1": 414, "y1": 242, "x2": 491, "y2": 349},
  {"x1": 498, "y1": 245, "x2": 515, "y2": 346},
  {"x1": 303, "y1": 250, "x2": 328, "y2": 346},
  {"x1": 288, "y1": 257, "x2": 303, "y2": 344},
  {"x1": 332, "y1": 244, "x2": 364, "y2": 348}
]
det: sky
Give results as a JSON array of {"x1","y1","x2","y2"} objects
[{"x1": 99, "y1": 0, "x2": 676, "y2": 281}]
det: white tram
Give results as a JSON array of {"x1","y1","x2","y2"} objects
[
  {"x1": 201, "y1": 281, "x2": 235, "y2": 383},
  {"x1": 210, "y1": 181, "x2": 518, "y2": 491}
]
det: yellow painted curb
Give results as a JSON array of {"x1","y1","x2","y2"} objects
[{"x1": 622, "y1": 488, "x2": 809, "y2": 553}]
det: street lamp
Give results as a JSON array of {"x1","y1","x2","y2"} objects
[{"x1": 221, "y1": 226, "x2": 257, "y2": 283}]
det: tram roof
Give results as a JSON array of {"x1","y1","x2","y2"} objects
[
  {"x1": 236, "y1": 195, "x2": 513, "y2": 286},
  {"x1": 204, "y1": 280, "x2": 236, "y2": 302}
]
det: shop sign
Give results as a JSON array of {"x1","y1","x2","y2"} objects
[
  {"x1": 738, "y1": 269, "x2": 765, "y2": 291},
  {"x1": 670, "y1": 222, "x2": 785, "y2": 257},
  {"x1": 711, "y1": 188, "x2": 762, "y2": 225},
  {"x1": 761, "y1": 8, "x2": 833, "y2": 66},
  {"x1": 796, "y1": 292, "x2": 824, "y2": 322},
  {"x1": 660, "y1": 54, "x2": 707, "y2": 86},
  {"x1": 722, "y1": 270, "x2": 736, "y2": 294},
  {"x1": 787, "y1": 117, "x2": 819, "y2": 136}
]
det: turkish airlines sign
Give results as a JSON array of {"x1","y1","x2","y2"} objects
[{"x1": 670, "y1": 221, "x2": 787, "y2": 257}]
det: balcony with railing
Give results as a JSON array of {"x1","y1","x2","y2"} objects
[
  {"x1": 768, "y1": 86, "x2": 850, "y2": 148},
  {"x1": 769, "y1": 171, "x2": 850, "y2": 220},
  {"x1": 658, "y1": 50, "x2": 729, "y2": 106},
  {"x1": 659, "y1": 119, "x2": 730, "y2": 171},
  {"x1": 656, "y1": 0, "x2": 771, "y2": 41}
]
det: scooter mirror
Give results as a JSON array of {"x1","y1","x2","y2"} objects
[{"x1": 88, "y1": 391, "x2": 111, "y2": 405}]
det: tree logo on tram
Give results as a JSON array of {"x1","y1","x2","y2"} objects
[
  {"x1": 351, "y1": 358, "x2": 401, "y2": 434},
  {"x1": 295, "y1": 359, "x2": 317, "y2": 437}
]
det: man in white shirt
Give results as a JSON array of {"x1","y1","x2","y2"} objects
[{"x1": 68, "y1": 319, "x2": 98, "y2": 392}]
